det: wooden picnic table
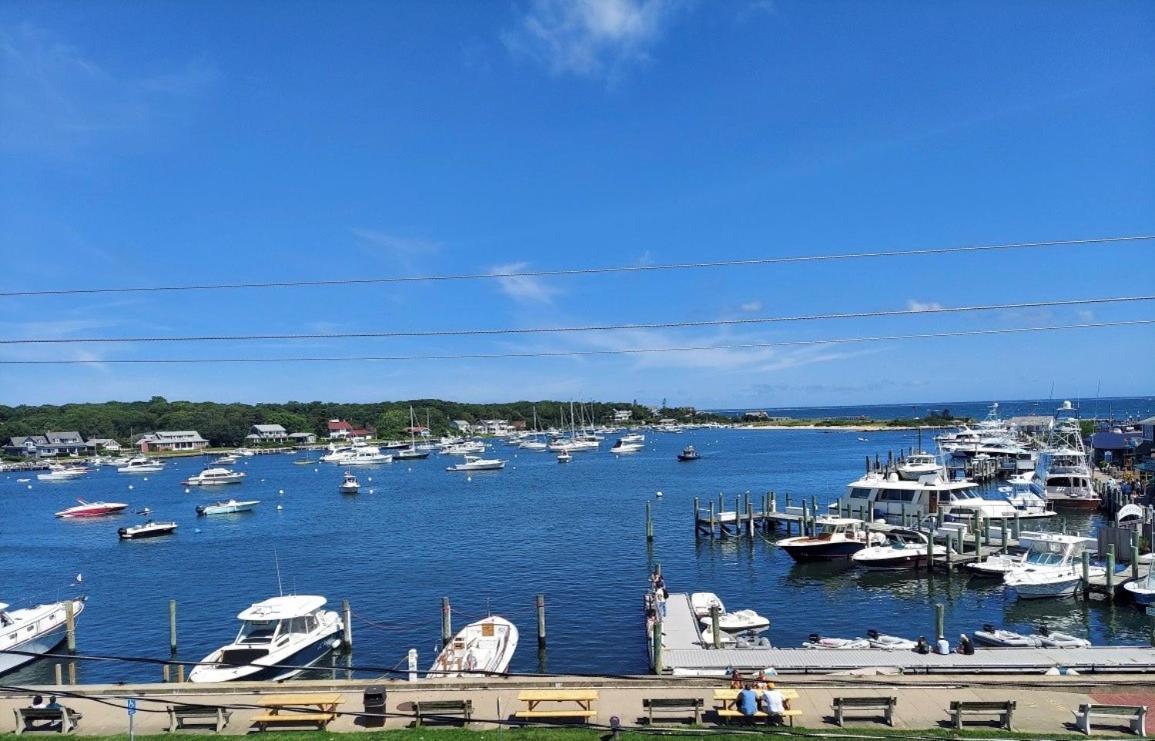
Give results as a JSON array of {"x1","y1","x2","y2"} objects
[
  {"x1": 713, "y1": 688, "x2": 798, "y2": 710},
  {"x1": 251, "y1": 693, "x2": 343, "y2": 731},
  {"x1": 514, "y1": 689, "x2": 599, "y2": 722}
]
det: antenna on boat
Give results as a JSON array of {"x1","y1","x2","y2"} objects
[{"x1": 274, "y1": 549, "x2": 284, "y2": 597}]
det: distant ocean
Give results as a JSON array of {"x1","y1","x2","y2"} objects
[{"x1": 711, "y1": 396, "x2": 1154, "y2": 422}]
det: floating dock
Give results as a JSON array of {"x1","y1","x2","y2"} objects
[{"x1": 650, "y1": 593, "x2": 1155, "y2": 676}]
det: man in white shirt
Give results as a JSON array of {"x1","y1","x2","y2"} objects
[{"x1": 759, "y1": 683, "x2": 790, "y2": 725}]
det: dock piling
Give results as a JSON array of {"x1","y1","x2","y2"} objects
[
  {"x1": 536, "y1": 594, "x2": 547, "y2": 648},
  {"x1": 1000, "y1": 518, "x2": 1009, "y2": 554},
  {"x1": 801, "y1": 501, "x2": 809, "y2": 537},
  {"x1": 1107, "y1": 545, "x2": 1116, "y2": 600},
  {"x1": 169, "y1": 599, "x2": 178, "y2": 655},
  {"x1": 646, "y1": 502, "x2": 654, "y2": 542},
  {"x1": 54, "y1": 664, "x2": 63, "y2": 686},
  {"x1": 1013, "y1": 512, "x2": 1021, "y2": 539},
  {"x1": 934, "y1": 603, "x2": 945, "y2": 642},
  {"x1": 710, "y1": 604, "x2": 721, "y2": 649},
  {"x1": 708, "y1": 501, "x2": 716, "y2": 534},
  {"x1": 342, "y1": 599, "x2": 352, "y2": 649},
  {"x1": 652, "y1": 614, "x2": 663, "y2": 673},
  {"x1": 162, "y1": 663, "x2": 170, "y2": 683},
  {"x1": 693, "y1": 497, "x2": 700, "y2": 535},
  {"x1": 746, "y1": 500, "x2": 755, "y2": 538},
  {"x1": 1132, "y1": 531, "x2": 1141, "y2": 580},
  {"x1": 1081, "y1": 550, "x2": 1091, "y2": 598},
  {"x1": 64, "y1": 600, "x2": 76, "y2": 653},
  {"x1": 176, "y1": 663, "x2": 184, "y2": 683},
  {"x1": 441, "y1": 597, "x2": 452, "y2": 648},
  {"x1": 68, "y1": 662, "x2": 76, "y2": 685}
]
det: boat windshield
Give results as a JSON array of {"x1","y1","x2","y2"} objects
[
  {"x1": 236, "y1": 619, "x2": 278, "y2": 644},
  {"x1": 1024, "y1": 541, "x2": 1069, "y2": 566}
]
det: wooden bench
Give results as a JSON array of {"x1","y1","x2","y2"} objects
[
  {"x1": 716, "y1": 709, "x2": 803, "y2": 726},
  {"x1": 13, "y1": 708, "x2": 83, "y2": 735},
  {"x1": 514, "y1": 690, "x2": 598, "y2": 723},
  {"x1": 413, "y1": 700, "x2": 473, "y2": 726},
  {"x1": 642, "y1": 698, "x2": 704, "y2": 725},
  {"x1": 252, "y1": 693, "x2": 342, "y2": 731},
  {"x1": 950, "y1": 700, "x2": 1015, "y2": 731},
  {"x1": 166, "y1": 704, "x2": 232, "y2": 732},
  {"x1": 1075, "y1": 703, "x2": 1147, "y2": 737},
  {"x1": 832, "y1": 696, "x2": 896, "y2": 727}
]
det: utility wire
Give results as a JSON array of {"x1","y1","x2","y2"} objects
[
  {"x1": 1, "y1": 319, "x2": 1150, "y2": 364},
  {"x1": 1, "y1": 234, "x2": 1150, "y2": 298},
  {"x1": 1, "y1": 295, "x2": 1151, "y2": 345}
]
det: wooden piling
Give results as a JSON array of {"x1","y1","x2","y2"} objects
[
  {"x1": 935, "y1": 604, "x2": 945, "y2": 641},
  {"x1": 342, "y1": 599, "x2": 353, "y2": 649},
  {"x1": 163, "y1": 663, "x2": 170, "y2": 683},
  {"x1": 1081, "y1": 550, "x2": 1091, "y2": 598},
  {"x1": 441, "y1": 597, "x2": 452, "y2": 648},
  {"x1": 1013, "y1": 511, "x2": 1021, "y2": 539},
  {"x1": 67, "y1": 662, "x2": 76, "y2": 685},
  {"x1": 651, "y1": 615, "x2": 663, "y2": 673},
  {"x1": 746, "y1": 501, "x2": 755, "y2": 538},
  {"x1": 925, "y1": 531, "x2": 933, "y2": 569},
  {"x1": 54, "y1": 664, "x2": 63, "y2": 686},
  {"x1": 536, "y1": 594, "x2": 547, "y2": 648},
  {"x1": 1132, "y1": 531, "x2": 1141, "y2": 580},
  {"x1": 1000, "y1": 517, "x2": 1009, "y2": 554},
  {"x1": 176, "y1": 663, "x2": 184, "y2": 683},
  {"x1": 801, "y1": 501, "x2": 809, "y2": 537},
  {"x1": 646, "y1": 502, "x2": 654, "y2": 541},
  {"x1": 693, "y1": 497, "x2": 700, "y2": 534},
  {"x1": 1107, "y1": 545, "x2": 1116, "y2": 600},
  {"x1": 708, "y1": 501, "x2": 716, "y2": 534},
  {"x1": 169, "y1": 599, "x2": 178, "y2": 655},
  {"x1": 710, "y1": 604, "x2": 722, "y2": 649},
  {"x1": 64, "y1": 600, "x2": 76, "y2": 653}
]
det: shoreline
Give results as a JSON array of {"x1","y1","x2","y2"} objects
[{"x1": 735, "y1": 424, "x2": 954, "y2": 432}]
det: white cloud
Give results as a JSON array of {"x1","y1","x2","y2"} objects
[
  {"x1": 906, "y1": 299, "x2": 944, "y2": 312},
  {"x1": 351, "y1": 228, "x2": 440, "y2": 272},
  {"x1": 490, "y1": 261, "x2": 560, "y2": 304},
  {"x1": 503, "y1": 0, "x2": 683, "y2": 80},
  {"x1": 1076, "y1": 309, "x2": 1095, "y2": 322},
  {"x1": 740, "y1": 300, "x2": 763, "y2": 313}
]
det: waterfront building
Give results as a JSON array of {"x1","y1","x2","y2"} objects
[
  {"x1": 4, "y1": 432, "x2": 96, "y2": 458},
  {"x1": 136, "y1": 430, "x2": 209, "y2": 453},
  {"x1": 245, "y1": 424, "x2": 289, "y2": 444},
  {"x1": 287, "y1": 432, "x2": 317, "y2": 445}
]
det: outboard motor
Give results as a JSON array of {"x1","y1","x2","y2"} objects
[
  {"x1": 808, "y1": 633, "x2": 821, "y2": 644},
  {"x1": 866, "y1": 629, "x2": 880, "y2": 640},
  {"x1": 982, "y1": 623, "x2": 995, "y2": 634}
]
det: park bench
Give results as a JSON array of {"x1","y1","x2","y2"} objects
[
  {"x1": 514, "y1": 690, "x2": 598, "y2": 723},
  {"x1": 832, "y1": 696, "x2": 896, "y2": 727},
  {"x1": 641, "y1": 697, "x2": 704, "y2": 725},
  {"x1": 13, "y1": 707, "x2": 83, "y2": 735},
  {"x1": 413, "y1": 699, "x2": 473, "y2": 726},
  {"x1": 1075, "y1": 703, "x2": 1147, "y2": 737},
  {"x1": 949, "y1": 700, "x2": 1015, "y2": 731},
  {"x1": 166, "y1": 704, "x2": 232, "y2": 732}
]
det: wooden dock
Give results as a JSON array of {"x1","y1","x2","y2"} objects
[{"x1": 649, "y1": 593, "x2": 1155, "y2": 676}]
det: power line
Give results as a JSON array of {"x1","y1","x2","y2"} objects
[
  {"x1": 2, "y1": 294, "x2": 1151, "y2": 345},
  {"x1": 1, "y1": 234, "x2": 1150, "y2": 298},
  {"x1": 2, "y1": 319, "x2": 1150, "y2": 364}
]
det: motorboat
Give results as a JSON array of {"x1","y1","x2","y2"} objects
[
  {"x1": 974, "y1": 624, "x2": 1042, "y2": 647},
  {"x1": 611, "y1": 437, "x2": 644, "y2": 454},
  {"x1": 698, "y1": 609, "x2": 769, "y2": 633},
  {"x1": 1036, "y1": 626, "x2": 1091, "y2": 648},
  {"x1": 188, "y1": 595, "x2": 343, "y2": 683},
  {"x1": 777, "y1": 517, "x2": 885, "y2": 561},
  {"x1": 55, "y1": 500, "x2": 128, "y2": 518},
  {"x1": 557, "y1": 450, "x2": 571, "y2": 463},
  {"x1": 677, "y1": 445, "x2": 701, "y2": 461},
  {"x1": 446, "y1": 455, "x2": 506, "y2": 472},
  {"x1": 339, "y1": 473, "x2": 360, "y2": 494},
  {"x1": 851, "y1": 529, "x2": 945, "y2": 570},
  {"x1": 700, "y1": 626, "x2": 737, "y2": 646},
  {"x1": 519, "y1": 440, "x2": 548, "y2": 452},
  {"x1": 690, "y1": 592, "x2": 725, "y2": 618},
  {"x1": 1123, "y1": 567, "x2": 1155, "y2": 605},
  {"x1": 343, "y1": 446, "x2": 393, "y2": 465},
  {"x1": 215, "y1": 454, "x2": 240, "y2": 465},
  {"x1": 896, "y1": 452, "x2": 940, "y2": 481},
  {"x1": 802, "y1": 634, "x2": 870, "y2": 649},
  {"x1": 36, "y1": 466, "x2": 88, "y2": 482},
  {"x1": 620, "y1": 433, "x2": 645, "y2": 444},
  {"x1": 1035, "y1": 403, "x2": 1100, "y2": 511},
  {"x1": 182, "y1": 467, "x2": 246, "y2": 486},
  {"x1": 118, "y1": 521, "x2": 178, "y2": 539},
  {"x1": 117, "y1": 457, "x2": 166, "y2": 474},
  {"x1": 1003, "y1": 533, "x2": 1104, "y2": 599},
  {"x1": 428, "y1": 616, "x2": 518, "y2": 677},
  {"x1": 0, "y1": 598, "x2": 86, "y2": 676},
  {"x1": 965, "y1": 552, "x2": 1026, "y2": 577},
  {"x1": 441, "y1": 441, "x2": 486, "y2": 456},
  {"x1": 196, "y1": 499, "x2": 260, "y2": 516},
  {"x1": 865, "y1": 630, "x2": 916, "y2": 650}
]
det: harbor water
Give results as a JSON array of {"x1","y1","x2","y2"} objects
[{"x1": 2, "y1": 426, "x2": 1151, "y2": 684}]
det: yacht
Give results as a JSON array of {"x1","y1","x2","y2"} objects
[
  {"x1": 117, "y1": 457, "x2": 166, "y2": 474},
  {"x1": 519, "y1": 439, "x2": 548, "y2": 451},
  {"x1": 1035, "y1": 402, "x2": 1100, "y2": 511},
  {"x1": 214, "y1": 454, "x2": 240, "y2": 465},
  {"x1": 118, "y1": 521, "x2": 178, "y2": 539},
  {"x1": 339, "y1": 472, "x2": 360, "y2": 495},
  {"x1": 55, "y1": 500, "x2": 128, "y2": 518},
  {"x1": 196, "y1": 499, "x2": 260, "y2": 516},
  {"x1": 428, "y1": 616, "x2": 518, "y2": 677},
  {"x1": 851, "y1": 529, "x2": 946, "y2": 570},
  {"x1": 182, "y1": 467, "x2": 246, "y2": 486},
  {"x1": 0, "y1": 598, "x2": 86, "y2": 676},
  {"x1": 610, "y1": 437, "x2": 644, "y2": 454},
  {"x1": 441, "y1": 441, "x2": 487, "y2": 456},
  {"x1": 343, "y1": 447, "x2": 393, "y2": 465},
  {"x1": 777, "y1": 517, "x2": 885, "y2": 561},
  {"x1": 1003, "y1": 533, "x2": 1103, "y2": 599},
  {"x1": 36, "y1": 465, "x2": 89, "y2": 482},
  {"x1": 895, "y1": 452, "x2": 940, "y2": 481},
  {"x1": 446, "y1": 455, "x2": 506, "y2": 472},
  {"x1": 188, "y1": 595, "x2": 343, "y2": 683}
]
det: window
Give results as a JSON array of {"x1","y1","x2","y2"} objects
[{"x1": 849, "y1": 488, "x2": 872, "y2": 499}]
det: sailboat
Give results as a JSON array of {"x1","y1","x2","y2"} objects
[
  {"x1": 396, "y1": 406, "x2": 430, "y2": 460},
  {"x1": 519, "y1": 406, "x2": 548, "y2": 451}
]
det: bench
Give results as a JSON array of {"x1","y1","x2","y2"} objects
[
  {"x1": 413, "y1": 700, "x2": 473, "y2": 726},
  {"x1": 514, "y1": 690, "x2": 598, "y2": 723},
  {"x1": 166, "y1": 704, "x2": 232, "y2": 733},
  {"x1": 1075, "y1": 703, "x2": 1147, "y2": 737},
  {"x1": 14, "y1": 708, "x2": 83, "y2": 735},
  {"x1": 716, "y1": 709, "x2": 803, "y2": 726},
  {"x1": 833, "y1": 696, "x2": 896, "y2": 727},
  {"x1": 950, "y1": 700, "x2": 1015, "y2": 731},
  {"x1": 642, "y1": 698, "x2": 704, "y2": 725},
  {"x1": 251, "y1": 712, "x2": 335, "y2": 731}
]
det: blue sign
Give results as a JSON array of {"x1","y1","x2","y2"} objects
[{"x1": 126, "y1": 699, "x2": 137, "y2": 716}]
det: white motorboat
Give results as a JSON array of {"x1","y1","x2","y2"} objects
[
  {"x1": 620, "y1": 433, "x2": 645, "y2": 444},
  {"x1": 196, "y1": 499, "x2": 260, "y2": 516},
  {"x1": 55, "y1": 500, "x2": 128, "y2": 518},
  {"x1": 896, "y1": 452, "x2": 940, "y2": 481},
  {"x1": 802, "y1": 634, "x2": 870, "y2": 649},
  {"x1": 690, "y1": 592, "x2": 725, "y2": 619},
  {"x1": 428, "y1": 616, "x2": 518, "y2": 677},
  {"x1": 1123, "y1": 567, "x2": 1155, "y2": 606},
  {"x1": 0, "y1": 598, "x2": 86, "y2": 676},
  {"x1": 1036, "y1": 626, "x2": 1091, "y2": 648},
  {"x1": 441, "y1": 441, "x2": 486, "y2": 456},
  {"x1": 610, "y1": 438, "x2": 644, "y2": 454},
  {"x1": 215, "y1": 454, "x2": 240, "y2": 465},
  {"x1": 1035, "y1": 402, "x2": 1100, "y2": 511},
  {"x1": 557, "y1": 450, "x2": 571, "y2": 463},
  {"x1": 851, "y1": 529, "x2": 945, "y2": 570},
  {"x1": 965, "y1": 552, "x2": 1026, "y2": 577},
  {"x1": 698, "y1": 609, "x2": 769, "y2": 633},
  {"x1": 519, "y1": 440, "x2": 548, "y2": 452},
  {"x1": 118, "y1": 521, "x2": 178, "y2": 539},
  {"x1": 677, "y1": 445, "x2": 701, "y2": 461},
  {"x1": 343, "y1": 446, "x2": 393, "y2": 465},
  {"x1": 865, "y1": 630, "x2": 916, "y2": 650},
  {"x1": 188, "y1": 595, "x2": 343, "y2": 683},
  {"x1": 182, "y1": 467, "x2": 246, "y2": 486},
  {"x1": 777, "y1": 517, "x2": 885, "y2": 561},
  {"x1": 446, "y1": 455, "x2": 506, "y2": 472},
  {"x1": 974, "y1": 624, "x2": 1042, "y2": 647},
  {"x1": 117, "y1": 457, "x2": 166, "y2": 474},
  {"x1": 36, "y1": 466, "x2": 88, "y2": 482},
  {"x1": 1003, "y1": 533, "x2": 1104, "y2": 599},
  {"x1": 395, "y1": 447, "x2": 430, "y2": 460},
  {"x1": 339, "y1": 473, "x2": 360, "y2": 494},
  {"x1": 700, "y1": 626, "x2": 737, "y2": 646}
]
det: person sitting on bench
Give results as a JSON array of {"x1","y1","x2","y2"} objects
[
  {"x1": 737, "y1": 683, "x2": 759, "y2": 720},
  {"x1": 759, "y1": 683, "x2": 790, "y2": 725}
]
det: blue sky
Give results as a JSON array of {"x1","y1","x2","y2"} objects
[{"x1": 1, "y1": 0, "x2": 1153, "y2": 408}]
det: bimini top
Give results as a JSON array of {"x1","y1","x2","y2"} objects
[{"x1": 237, "y1": 595, "x2": 327, "y2": 621}]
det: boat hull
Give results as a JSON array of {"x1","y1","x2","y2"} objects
[
  {"x1": 190, "y1": 630, "x2": 341, "y2": 683},
  {"x1": 853, "y1": 553, "x2": 931, "y2": 570},
  {"x1": 0, "y1": 625, "x2": 68, "y2": 676},
  {"x1": 780, "y1": 540, "x2": 868, "y2": 561}
]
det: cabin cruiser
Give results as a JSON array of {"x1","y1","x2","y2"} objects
[
  {"x1": 610, "y1": 437, "x2": 644, "y2": 454},
  {"x1": 851, "y1": 529, "x2": 945, "y2": 570},
  {"x1": 1035, "y1": 402, "x2": 1100, "y2": 511},
  {"x1": 188, "y1": 595, "x2": 343, "y2": 682},
  {"x1": 117, "y1": 457, "x2": 166, "y2": 474},
  {"x1": 440, "y1": 441, "x2": 487, "y2": 456},
  {"x1": 55, "y1": 500, "x2": 128, "y2": 518},
  {"x1": 215, "y1": 454, "x2": 240, "y2": 465},
  {"x1": 196, "y1": 499, "x2": 260, "y2": 515},
  {"x1": 896, "y1": 452, "x2": 940, "y2": 481},
  {"x1": 342, "y1": 446, "x2": 393, "y2": 465},
  {"x1": 1003, "y1": 533, "x2": 1103, "y2": 599},
  {"x1": 777, "y1": 517, "x2": 885, "y2": 561},
  {"x1": 677, "y1": 445, "x2": 701, "y2": 461},
  {"x1": 698, "y1": 609, "x2": 770, "y2": 633},
  {"x1": 428, "y1": 616, "x2": 518, "y2": 677},
  {"x1": 556, "y1": 450, "x2": 572, "y2": 463},
  {"x1": 182, "y1": 467, "x2": 246, "y2": 486},
  {"x1": 118, "y1": 521, "x2": 178, "y2": 539},
  {"x1": 964, "y1": 531, "x2": 1047, "y2": 576},
  {"x1": 339, "y1": 472, "x2": 359, "y2": 494},
  {"x1": 36, "y1": 465, "x2": 88, "y2": 482},
  {"x1": 446, "y1": 455, "x2": 506, "y2": 472},
  {"x1": 0, "y1": 598, "x2": 86, "y2": 676},
  {"x1": 518, "y1": 439, "x2": 548, "y2": 451},
  {"x1": 548, "y1": 438, "x2": 598, "y2": 453}
]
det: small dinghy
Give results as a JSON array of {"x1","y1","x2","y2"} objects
[
  {"x1": 339, "y1": 472, "x2": 359, "y2": 494},
  {"x1": 690, "y1": 592, "x2": 725, "y2": 618},
  {"x1": 118, "y1": 520, "x2": 178, "y2": 539},
  {"x1": 196, "y1": 499, "x2": 260, "y2": 516},
  {"x1": 698, "y1": 609, "x2": 769, "y2": 633},
  {"x1": 973, "y1": 624, "x2": 1041, "y2": 647},
  {"x1": 700, "y1": 626, "x2": 737, "y2": 646},
  {"x1": 1035, "y1": 625, "x2": 1091, "y2": 649},
  {"x1": 428, "y1": 616, "x2": 518, "y2": 677},
  {"x1": 865, "y1": 629, "x2": 916, "y2": 650},
  {"x1": 802, "y1": 633, "x2": 870, "y2": 649}
]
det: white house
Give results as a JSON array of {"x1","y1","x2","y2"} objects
[
  {"x1": 612, "y1": 409, "x2": 632, "y2": 422},
  {"x1": 137, "y1": 431, "x2": 209, "y2": 453},
  {"x1": 245, "y1": 424, "x2": 288, "y2": 444},
  {"x1": 87, "y1": 438, "x2": 123, "y2": 452}
]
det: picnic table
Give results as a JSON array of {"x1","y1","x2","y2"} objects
[
  {"x1": 251, "y1": 693, "x2": 343, "y2": 731},
  {"x1": 713, "y1": 688, "x2": 802, "y2": 726},
  {"x1": 514, "y1": 689, "x2": 598, "y2": 722}
]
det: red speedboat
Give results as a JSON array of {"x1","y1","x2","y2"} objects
[{"x1": 55, "y1": 500, "x2": 129, "y2": 518}]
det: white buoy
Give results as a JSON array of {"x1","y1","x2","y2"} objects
[
  {"x1": 657, "y1": 491, "x2": 663, "y2": 498},
  {"x1": 194, "y1": 528, "x2": 201, "y2": 533},
  {"x1": 143, "y1": 477, "x2": 149, "y2": 481},
  {"x1": 278, "y1": 489, "x2": 284, "y2": 495},
  {"x1": 369, "y1": 489, "x2": 374, "y2": 494},
  {"x1": 408, "y1": 467, "x2": 412, "y2": 472},
  {"x1": 27, "y1": 484, "x2": 32, "y2": 490},
  {"x1": 467, "y1": 476, "x2": 472, "y2": 482},
  {"x1": 128, "y1": 484, "x2": 134, "y2": 490},
  {"x1": 75, "y1": 574, "x2": 82, "y2": 583},
  {"x1": 276, "y1": 504, "x2": 283, "y2": 511},
  {"x1": 367, "y1": 477, "x2": 372, "y2": 483},
  {"x1": 184, "y1": 488, "x2": 190, "y2": 494}
]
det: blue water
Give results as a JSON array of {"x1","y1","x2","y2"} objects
[
  {"x1": 1, "y1": 427, "x2": 1149, "y2": 684},
  {"x1": 712, "y1": 396, "x2": 1155, "y2": 422}
]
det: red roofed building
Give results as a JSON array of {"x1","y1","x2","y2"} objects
[{"x1": 327, "y1": 419, "x2": 354, "y2": 439}]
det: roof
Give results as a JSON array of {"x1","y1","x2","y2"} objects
[
  {"x1": 45, "y1": 431, "x2": 84, "y2": 444},
  {"x1": 1139, "y1": 416, "x2": 1155, "y2": 426},
  {"x1": 327, "y1": 420, "x2": 353, "y2": 431},
  {"x1": 251, "y1": 424, "x2": 287, "y2": 433},
  {"x1": 288, "y1": 432, "x2": 314, "y2": 438},
  {"x1": 237, "y1": 595, "x2": 327, "y2": 621},
  {"x1": 142, "y1": 431, "x2": 207, "y2": 442},
  {"x1": 9, "y1": 435, "x2": 48, "y2": 446},
  {"x1": 1091, "y1": 431, "x2": 1139, "y2": 449}
]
